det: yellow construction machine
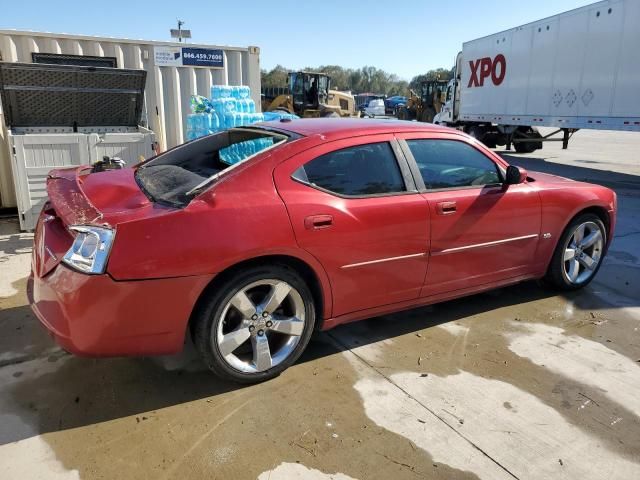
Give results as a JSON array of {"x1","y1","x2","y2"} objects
[
  {"x1": 396, "y1": 79, "x2": 448, "y2": 123},
  {"x1": 263, "y1": 71, "x2": 358, "y2": 118}
]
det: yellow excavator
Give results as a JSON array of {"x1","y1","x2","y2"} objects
[
  {"x1": 397, "y1": 79, "x2": 448, "y2": 123},
  {"x1": 263, "y1": 71, "x2": 358, "y2": 118}
]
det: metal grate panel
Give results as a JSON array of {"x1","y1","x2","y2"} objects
[
  {"x1": 0, "y1": 62, "x2": 146, "y2": 127},
  {"x1": 32, "y1": 52, "x2": 117, "y2": 68}
]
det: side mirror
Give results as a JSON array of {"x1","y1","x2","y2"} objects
[{"x1": 505, "y1": 165, "x2": 527, "y2": 185}]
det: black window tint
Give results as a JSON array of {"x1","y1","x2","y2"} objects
[
  {"x1": 294, "y1": 142, "x2": 405, "y2": 196},
  {"x1": 406, "y1": 140, "x2": 501, "y2": 190}
]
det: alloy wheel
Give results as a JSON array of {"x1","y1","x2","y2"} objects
[
  {"x1": 562, "y1": 221, "x2": 604, "y2": 285},
  {"x1": 214, "y1": 279, "x2": 306, "y2": 374}
]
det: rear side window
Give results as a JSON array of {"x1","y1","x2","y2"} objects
[
  {"x1": 293, "y1": 142, "x2": 406, "y2": 196},
  {"x1": 406, "y1": 139, "x2": 501, "y2": 190}
]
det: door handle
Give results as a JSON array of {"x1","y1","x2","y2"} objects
[
  {"x1": 304, "y1": 215, "x2": 333, "y2": 230},
  {"x1": 436, "y1": 201, "x2": 457, "y2": 215}
]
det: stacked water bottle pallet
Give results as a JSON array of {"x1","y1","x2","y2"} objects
[
  {"x1": 185, "y1": 85, "x2": 259, "y2": 140},
  {"x1": 185, "y1": 85, "x2": 299, "y2": 141},
  {"x1": 218, "y1": 137, "x2": 275, "y2": 165}
]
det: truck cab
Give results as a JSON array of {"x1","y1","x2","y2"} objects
[
  {"x1": 433, "y1": 78, "x2": 456, "y2": 125},
  {"x1": 433, "y1": 52, "x2": 462, "y2": 126}
]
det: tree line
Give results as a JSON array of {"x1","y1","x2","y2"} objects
[{"x1": 261, "y1": 65, "x2": 454, "y2": 96}]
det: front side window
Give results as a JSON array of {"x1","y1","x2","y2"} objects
[
  {"x1": 406, "y1": 139, "x2": 501, "y2": 190},
  {"x1": 293, "y1": 142, "x2": 406, "y2": 197}
]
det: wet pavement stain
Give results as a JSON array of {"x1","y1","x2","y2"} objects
[
  {"x1": 3, "y1": 272, "x2": 639, "y2": 479},
  {"x1": 2, "y1": 338, "x2": 483, "y2": 480},
  {"x1": 335, "y1": 284, "x2": 640, "y2": 463}
]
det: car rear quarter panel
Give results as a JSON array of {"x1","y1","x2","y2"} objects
[{"x1": 108, "y1": 155, "x2": 295, "y2": 279}]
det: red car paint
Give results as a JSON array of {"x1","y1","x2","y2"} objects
[{"x1": 30, "y1": 119, "x2": 616, "y2": 356}]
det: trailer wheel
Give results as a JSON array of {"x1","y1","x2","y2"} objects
[
  {"x1": 466, "y1": 126, "x2": 486, "y2": 143},
  {"x1": 514, "y1": 142, "x2": 537, "y2": 154},
  {"x1": 513, "y1": 127, "x2": 542, "y2": 153}
]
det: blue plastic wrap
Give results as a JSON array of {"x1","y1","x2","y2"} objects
[{"x1": 186, "y1": 85, "x2": 267, "y2": 141}]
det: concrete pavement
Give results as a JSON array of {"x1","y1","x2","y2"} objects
[{"x1": 0, "y1": 129, "x2": 638, "y2": 479}]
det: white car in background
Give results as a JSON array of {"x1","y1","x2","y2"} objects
[{"x1": 364, "y1": 99, "x2": 385, "y2": 118}]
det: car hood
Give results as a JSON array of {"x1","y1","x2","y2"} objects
[{"x1": 46, "y1": 166, "x2": 163, "y2": 227}]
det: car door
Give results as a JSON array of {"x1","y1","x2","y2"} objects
[
  {"x1": 274, "y1": 134, "x2": 430, "y2": 318},
  {"x1": 397, "y1": 132, "x2": 542, "y2": 297}
]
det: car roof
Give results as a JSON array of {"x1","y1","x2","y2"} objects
[{"x1": 259, "y1": 118, "x2": 454, "y2": 139}]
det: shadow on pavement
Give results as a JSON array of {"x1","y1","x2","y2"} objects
[{"x1": 499, "y1": 152, "x2": 640, "y2": 191}]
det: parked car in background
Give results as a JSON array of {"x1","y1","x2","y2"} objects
[
  {"x1": 364, "y1": 98, "x2": 386, "y2": 117},
  {"x1": 30, "y1": 119, "x2": 616, "y2": 383},
  {"x1": 385, "y1": 95, "x2": 407, "y2": 114}
]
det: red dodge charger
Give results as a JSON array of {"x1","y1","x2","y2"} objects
[{"x1": 29, "y1": 119, "x2": 616, "y2": 383}]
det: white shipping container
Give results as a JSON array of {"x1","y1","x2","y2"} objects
[
  {"x1": 0, "y1": 30, "x2": 261, "y2": 210},
  {"x1": 458, "y1": 0, "x2": 640, "y2": 131}
]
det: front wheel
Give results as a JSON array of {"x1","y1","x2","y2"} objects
[
  {"x1": 544, "y1": 214, "x2": 607, "y2": 290},
  {"x1": 193, "y1": 265, "x2": 316, "y2": 383}
]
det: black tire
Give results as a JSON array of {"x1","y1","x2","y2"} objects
[
  {"x1": 544, "y1": 213, "x2": 607, "y2": 291},
  {"x1": 514, "y1": 142, "x2": 536, "y2": 154},
  {"x1": 193, "y1": 264, "x2": 316, "y2": 383},
  {"x1": 420, "y1": 106, "x2": 437, "y2": 123},
  {"x1": 466, "y1": 126, "x2": 486, "y2": 143}
]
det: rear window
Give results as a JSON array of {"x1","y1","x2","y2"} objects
[{"x1": 135, "y1": 128, "x2": 287, "y2": 206}]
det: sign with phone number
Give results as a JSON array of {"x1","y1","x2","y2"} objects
[
  {"x1": 182, "y1": 47, "x2": 224, "y2": 68},
  {"x1": 154, "y1": 46, "x2": 224, "y2": 69}
]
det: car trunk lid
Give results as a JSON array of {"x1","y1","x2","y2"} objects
[{"x1": 46, "y1": 166, "x2": 151, "y2": 227}]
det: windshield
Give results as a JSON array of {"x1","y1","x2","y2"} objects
[{"x1": 135, "y1": 128, "x2": 288, "y2": 206}]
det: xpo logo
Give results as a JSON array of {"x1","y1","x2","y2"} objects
[{"x1": 468, "y1": 54, "x2": 507, "y2": 87}]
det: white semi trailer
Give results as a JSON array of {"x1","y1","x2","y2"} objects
[{"x1": 434, "y1": 0, "x2": 640, "y2": 152}]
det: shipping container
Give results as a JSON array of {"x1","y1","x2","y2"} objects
[{"x1": 0, "y1": 30, "x2": 261, "y2": 209}]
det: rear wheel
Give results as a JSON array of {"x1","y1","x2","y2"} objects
[
  {"x1": 544, "y1": 213, "x2": 606, "y2": 290},
  {"x1": 193, "y1": 265, "x2": 316, "y2": 383},
  {"x1": 513, "y1": 127, "x2": 542, "y2": 153},
  {"x1": 514, "y1": 142, "x2": 536, "y2": 153}
]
